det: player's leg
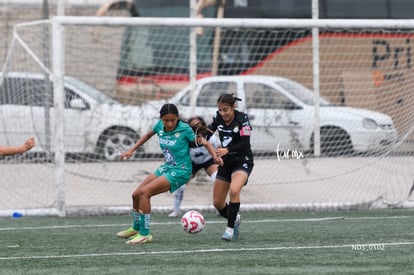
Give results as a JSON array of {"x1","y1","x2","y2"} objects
[
  {"x1": 117, "y1": 173, "x2": 158, "y2": 238},
  {"x1": 205, "y1": 163, "x2": 218, "y2": 182},
  {"x1": 127, "y1": 175, "x2": 171, "y2": 244},
  {"x1": 213, "y1": 178, "x2": 230, "y2": 218},
  {"x1": 131, "y1": 173, "x2": 159, "y2": 210},
  {"x1": 214, "y1": 178, "x2": 236, "y2": 241},
  {"x1": 168, "y1": 185, "x2": 185, "y2": 217},
  {"x1": 227, "y1": 171, "x2": 249, "y2": 241},
  {"x1": 168, "y1": 163, "x2": 200, "y2": 217},
  {"x1": 213, "y1": 164, "x2": 231, "y2": 218}
]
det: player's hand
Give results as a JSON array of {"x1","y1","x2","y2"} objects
[
  {"x1": 24, "y1": 137, "x2": 35, "y2": 151},
  {"x1": 120, "y1": 150, "x2": 133, "y2": 160},
  {"x1": 215, "y1": 148, "x2": 228, "y2": 158},
  {"x1": 214, "y1": 156, "x2": 223, "y2": 166}
]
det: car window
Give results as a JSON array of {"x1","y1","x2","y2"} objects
[
  {"x1": 197, "y1": 81, "x2": 237, "y2": 107},
  {"x1": 65, "y1": 77, "x2": 116, "y2": 104},
  {"x1": 275, "y1": 79, "x2": 331, "y2": 106},
  {"x1": 244, "y1": 82, "x2": 294, "y2": 109},
  {"x1": 178, "y1": 88, "x2": 191, "y2": 106},
  {"x1": 65, "y1": 87, "x2": 89, "y2": 109},
  {"x1": 0, "y1": 77, "x2": 52, "y2": 107}
]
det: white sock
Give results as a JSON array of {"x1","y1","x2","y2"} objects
[{"x1": 210, "y1": 171, "x2": 217, "y2": 182}]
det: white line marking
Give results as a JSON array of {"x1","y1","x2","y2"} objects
[
  {"x1": 0, "y1": 215, "x2": 411, "y2": 231},
  {"x1": 0, "y1": 242, "x2": 413, "y2": 261}
]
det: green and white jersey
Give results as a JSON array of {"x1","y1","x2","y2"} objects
[{"x1": 153, "y1": 119, "x2": 195, "y2": 171}]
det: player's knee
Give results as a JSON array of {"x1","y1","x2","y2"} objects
[
  {"x1": 228, "y1": 188, "x2": 240, "y2": 200},
  {"x1": 213, "y1": 198, "x2": 219, "y2": 208},
  {"x1": 213, "y1": 199, "x2": 224, "y2": 210},
  {"x1": 131, "y1": 193, "x2": 138, "y2": 203},
  {"x1": 132, "y1": 188, "x2": 147, "y2": 200}
]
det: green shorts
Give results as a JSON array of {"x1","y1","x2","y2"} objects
[{"x1": 154, "y1": 164, "x2": 192, "y2": 193}]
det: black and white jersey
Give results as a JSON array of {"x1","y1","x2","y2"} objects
[
  {"x1": 208, "y1": 110, "x2": 253, "y2": 162},
  {"x1": 190, "y1": 135, "x2": 221, "y2": 165}
]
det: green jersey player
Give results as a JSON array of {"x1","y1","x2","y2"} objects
[{"x1": 116, "y1": 103, "x2": 222, "y2": 244}]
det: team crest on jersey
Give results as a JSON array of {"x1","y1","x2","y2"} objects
[
  {"x1": 233, "y1": 126, "x2": 239, "y2": 133},
  {"x1": 175, "y1": 132, "x2": 180, "y2": 138},
  {"x1": 240, "y1": 125, "x2": 252, "y2": 136}
]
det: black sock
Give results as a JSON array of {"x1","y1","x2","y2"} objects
[
  {"x1": 218, "y1": 204, "x2": 228, "y2": 219},
  {"x1": 228, "y1": 202, "x2": 240, "y2": 228}
]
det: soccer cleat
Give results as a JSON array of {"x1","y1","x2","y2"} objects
[
  {"x1": 167, "y1": 211, "x2": 179, "y2": 218},
  {"x1": 116, "y1": 227, "x2": 138, "y2": 238},
  {"x1": 232, "y1": 214, "x2": 241, "y2": 240},
  {"x1": 126, "y1": 233, "x2": 153, "y2": 244},
  {"x1": 221, "y1": 230, "x2": 233, "y2": 241}
]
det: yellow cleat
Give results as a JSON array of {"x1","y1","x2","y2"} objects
[
  {"x1": 116, "y1": 227, "x2": 138, "y2": 238},
  {"x1": 126, "y1": 234, "x2": 153, "y2": 244}
]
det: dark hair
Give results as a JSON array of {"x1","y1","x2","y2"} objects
[
  {"x1": 188, "y1": 116, "x2": 207, "y2": 129},
  {"x1": 159, "y1": 103, "x2": 179, "y2": 118},
  {"x1": 217, "y1": 93, "x2": 242, "y2": 106},
  {"x1": 188, "y1": 116, "x2": 211, "y2": 138}
]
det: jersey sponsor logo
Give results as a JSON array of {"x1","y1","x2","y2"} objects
[
  {"x1": 217, "y1": 125, "x2": 233, "y2": 133},
  {"x1": 240, "y1": 125, "x2": 252, "y2": 136},
  {"x1": 160, "y1": 137, "x2": 177, "y2": 146}
]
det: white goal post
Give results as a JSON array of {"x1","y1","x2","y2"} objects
[{"x1": 1, "y1": 16, "x2": 414, "y2": 217}]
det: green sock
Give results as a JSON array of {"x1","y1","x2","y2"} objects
[
  {"x1": 139, "y1": 212, "x2": 151, "y2": 236},
  {"x1": 132, "y1": 210, "x2": 140, "y2": 232}
]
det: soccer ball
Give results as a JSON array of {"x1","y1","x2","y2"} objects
[{"x1": 181, "y1": 210, "x2": 205, "y2": 234}]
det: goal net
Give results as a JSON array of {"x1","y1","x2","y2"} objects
[{"x1": 1, "y1": 17, "x2": 414, "y2": 216}]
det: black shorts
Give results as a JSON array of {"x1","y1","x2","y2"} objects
[
  {"x1": 192, "y1": 158, "x2": 215, "y2": 176},
  {"x1": 216, "y1": 158, "x2": 254, "y2": 184}
]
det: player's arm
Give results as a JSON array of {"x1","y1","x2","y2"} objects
[
  {"x1": 120, "y1": 130, "x2": 155, "y2": 160},
  {"x1": 0, "y1": 137, "x2": 35, "y2": 156},
  {"x1": 197, "y1": 136, "x2": 223, "y2": 166},
  {"x1": 226, "y1": 135, "x2": 251, "y2": 153}
]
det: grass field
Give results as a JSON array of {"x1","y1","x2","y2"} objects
[{"x1": 1, "y1": 209, "x2": 413, "y2": 274}]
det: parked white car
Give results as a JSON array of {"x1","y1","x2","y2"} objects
[
  {"x1": 0, "y1": 73, "x2": 397, "y2": 160},
  {"x1": 0, "y1": 73, "x2": 160, "y2": 161},
  {"x1": 157, "y1": 75, "x2": 397, "y2": 155}
]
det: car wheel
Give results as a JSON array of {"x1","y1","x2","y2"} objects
[
  {"x1": 98, "y1": 128, "x2": 139, "y2": 161},
  {"x1": 311, "y1": 127, "x2": 353, "y2": 156}
]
